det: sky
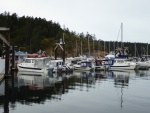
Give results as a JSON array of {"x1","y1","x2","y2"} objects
[{"x1": 0, "y1": 0, "x2": 150, "y2": 43}]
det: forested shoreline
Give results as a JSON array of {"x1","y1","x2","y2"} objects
[{"x1": 0, "y1": 12, "x2": 149, "y2": 57}]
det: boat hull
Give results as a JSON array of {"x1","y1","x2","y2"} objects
[
  {"x1": 17, "y1": 65, "x2": 46, "y2": 73},
  {"x1": 109, "y1": 65, "x2": 137, "y2": 71}
]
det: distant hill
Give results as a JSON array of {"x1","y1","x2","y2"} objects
[{"x1": 0, "y1": 12, "x2": 149, "y2": 57}]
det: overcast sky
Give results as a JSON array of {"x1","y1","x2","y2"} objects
[{"x1": 0, "y1": 0, "x2": 150, "y2": 43}]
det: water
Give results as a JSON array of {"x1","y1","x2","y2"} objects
[{"x1": 0, "y1": 70, "x2": 150, "y2": 113}]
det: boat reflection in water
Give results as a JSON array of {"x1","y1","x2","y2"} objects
[
  {"x1": 17, "y1": 71, "x2": 54, "y2": 90},
  {"x1": 73, "y1": 71, "x2": 96, "y2": 91},
  {"x1": 0, "y1": 69, "x2": 150, "y2": 113},
  {"x1": 108, "y1": 70, "x2": 136, "y2": 109},
  {"x1": 112, "y1": 71, "x2": 130, "y2": 86}
]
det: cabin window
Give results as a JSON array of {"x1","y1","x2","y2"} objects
[
  {"x1": 108, "y1": 60, "x2": 113, "y2": 65},
  {"x1": 87, "y1": 62, "x2": 92, "y2": 67},
  {"x1": 25, "y1": 59, "x2": 31, "y2": 63},
  {"x1": 117, "y1": 60, "x2": 124, "y2": 63},
  {"x1": 81, "y1": 63, "x2": 87, "y2": 67},
  {"x1": 56, "y1": 62, "x2": 63, "y2": 66}
]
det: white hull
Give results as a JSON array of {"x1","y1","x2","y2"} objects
[
  {"x1": 104, "y1": 58, "x2": 139, "y2": 71},
  {"x1": 137, "y1": 61, "x2": 150, "y2": 69},
  {"x1": 73, "y1": 61, "x2": 95, "y2": 71},
  {"x1": 17, "y1": 65, "x2": 47, "y2": 73},
  {"x1": 109, "y1": 65, "x2": 137, "y2": 70},
  {"x1": 17, "y1": 57, "x2": 51, "y2": 73}
]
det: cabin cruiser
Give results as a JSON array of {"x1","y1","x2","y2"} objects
[
  {"x1": 17, "y1": 57, "x2": 53, "y2": 73},
  {"x1": 73, "y1": 60, "x2": 95, "y2": 71},
  {"x1": 104, "y1": 55, "x2": 139, "y2": 71},
  {"x1": 50, "y1": 59, "x2": 74, "y2": 73}
]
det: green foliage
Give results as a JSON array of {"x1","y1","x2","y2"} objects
[{"x1": 0, "y1": 12, "x2": 149, "y2": 57}]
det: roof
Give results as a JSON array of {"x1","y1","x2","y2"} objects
[{"x1": 10, "y1": 51, "x2": 28, "y2": 56}]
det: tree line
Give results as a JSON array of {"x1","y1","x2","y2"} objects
[{"x1": 0, "y1": 12, "x2": 149, "y2": 58}]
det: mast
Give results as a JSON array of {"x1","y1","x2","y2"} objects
[
  {"x1": 114, "y1": 41, "x2": 115, "y2": 55},
  {"x1": 62, "y1": 33, "x2": 65, "y2": 64},
  {"x1": 135, "y1": 42, "x2": 136, "y2": 57},
  {"x1": 76, "y1": 40, "x2": 78, "y2": 56},
  {"x1": 121, "y1": 23, "x2": 123, "y2": 49},
  {"x1": 98, "y1": 40, "x2": 100, "y2": 57},
  {"x1": 88, "y1": 36, "x2": 90, "y2": 55},
  {"x1": 147, "y1": 43, "x2": 148, "y2": 59},
  {"x1": 93, "y1": 39, "x2": 94, "y2": 56},
  {"x1": 104, "y1": 41, "x2": 105, "y2": 57},
  {"x1": 109, "y1": 42, "x2": 110, "y2": 54},
  {"x1": 81, "y1": 41, "x2": 82, "y2": 56}
]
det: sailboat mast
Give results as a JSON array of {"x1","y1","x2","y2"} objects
[
  {"x1": 135, "y1": 42, "x2": 136, "y2": 57},
  {"x1": 104, "y1": 41, "x2": 105, "y2": 56},
  {"x1": 121, "y1": 23, "x2": 123, "y2": 49},
  {"x1": 76, "y1": 40, "x2": 78, "y2": 56},
  {"x1": 81, "y1": 41, "x2": 82, "y2": 56},
  {"x1": 88, "y1": 36, "x2": 90, "y2": 55},
  {"x1": 109, "y1": 42, "x2": 110, "y2": 54},
  {"x1": 114, "y1": 41, "x2": 115, "y2": 55},
  {"x1": 147, "y1": 43, "x2": 148, "y2": 59}
]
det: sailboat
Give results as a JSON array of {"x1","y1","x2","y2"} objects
[
  {"x1": 103, "y1": 23, "x2": 139, "y2": 70},
  {"x1": 133, "y1": 43, "x2": 150, "y2": 70}
]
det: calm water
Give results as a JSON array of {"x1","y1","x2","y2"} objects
[{"x1": 0, "y1": 70, "x2": 150, "y2": 113}]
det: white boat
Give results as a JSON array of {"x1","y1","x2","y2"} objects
[
  {"x1": 131, "y1": 57, "x2": 150, "y2": 70},
  {"x1": 73, "y1": 61, "x2": 95, "y2": 71},
  {"x1": 104, "y1": 58, "x2": 139, "y2": 71},
  {"x1": 136, "y1": 61, "x2": 149, "y2": 70},
  {"x1": 137, "y1": 58, "x2": 150, "y2": 69},
  {"x1": 17, "y1": 57, "x2": 52, "y2": 73},
  {"x1": 94, "y1": 59, "x2": 106, "y2": 71},
  {"x1": 50, "y1": 59, "x2": 74, "y2": 73},
  {"x1": 49, "y1": 59, "x2": 64, "y2": 73}
]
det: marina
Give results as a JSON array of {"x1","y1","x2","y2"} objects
[{"x1": 1, "y1": 9, "x2": 150, "y2": 113}]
